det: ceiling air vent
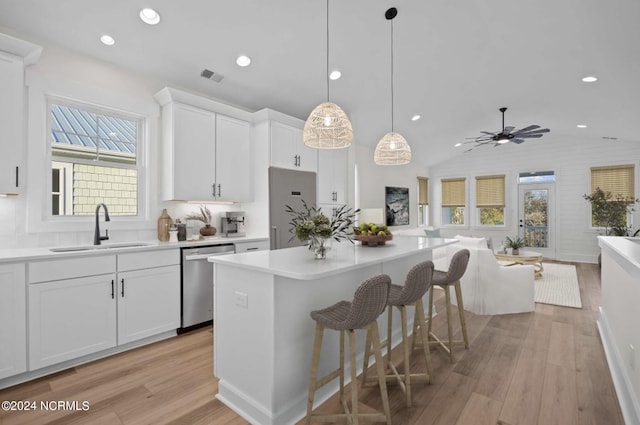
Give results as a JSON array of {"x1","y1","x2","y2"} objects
[
  {"x1": 602, "y1": 136, "x2": 618, "y2": 141},
  {"x1": 200, "y1": 69, "x2": 224, "y2": 83}
]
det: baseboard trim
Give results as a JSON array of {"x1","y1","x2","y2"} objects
[{"x1": 598, "y1": 307, "x2": 640, "y2": 425}]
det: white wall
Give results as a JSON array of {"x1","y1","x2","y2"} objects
[
  {"x1": 353, "y1": 143, "x2": 428, "y2": 229},
  {"x1": 429, "y1": 135, "x2": 640, "y2": 262}
]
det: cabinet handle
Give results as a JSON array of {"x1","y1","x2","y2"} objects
[
  {"x1": 246, "y1": 247, "x2": 259, "y2": 251},
  {"x1": 293, "y1": 155, "x2": 298, "y2": 167},
  {"x1": 121, "y1": 278, "x2": 125, "y2": 297},
  {"x1": 218, "y1": 184, "x2": 221, "y2": 197},
  {"x1": 15, "y1": 166, "x2": 18, "y2": 188},
  {"x1": 271, "y1": 226, "x2": 278, "y2": 250},
  {"x1": 111, "y1": 280, "x2": 115, "y2": 299},
  {"x1": 212, "y1": 183, "x2": 216, "y2": 197},
  {"x1": 297, "y1": 155, "x2": 301, "y2": 167}
]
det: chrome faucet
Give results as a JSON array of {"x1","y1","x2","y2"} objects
[{"x1": 94, "y1": 203, "x2": 110, "y2": 245}]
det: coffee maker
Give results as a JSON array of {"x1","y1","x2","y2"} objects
[{"x1": 221, "y1": 211, "x2": 246, "y2": 237}]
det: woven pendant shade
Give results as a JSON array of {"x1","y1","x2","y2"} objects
[
  {"x1": 303, "y1": 102, "x2": 353, "y2": 149},
  {"x1": 374, "y1": 132, "x2": 412, "y2": 165}
]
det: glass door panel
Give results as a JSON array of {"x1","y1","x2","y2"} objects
[{"x1": 518, "y1": 183, "x2": 555, "y2": 257}]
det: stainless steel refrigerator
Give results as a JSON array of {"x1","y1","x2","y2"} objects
[{"x1": 269, "y1": 167, "x2": 317, "y2": 250}]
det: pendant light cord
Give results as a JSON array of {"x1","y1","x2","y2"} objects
[
  {"x1": 390, "y1": 16, "x2": 394, "y2": 132},
  {"x1": 326, "y1": 0, "x2": 330, "y2": 102}
]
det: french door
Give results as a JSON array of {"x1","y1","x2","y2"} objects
[{"x1": 518, "y1": 183, "x2": 555, "y2": 258}]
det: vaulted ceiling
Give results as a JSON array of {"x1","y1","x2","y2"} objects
[{"x1": 1, "y1": 0, "x2": 639, "y2": 167}]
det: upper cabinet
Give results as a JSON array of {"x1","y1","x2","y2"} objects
[
  {"x1": 155, "y1": 87, "x2": 252, "y2": 202},
  {"x1": 0, "y1": 35, "x2": 41, "y2": 195},
  {"x1": 270, "y1": 121, "x2": 317, "y2": 173},
  {"x1": 317, "y1": 149, "x2": 348, "y2": 205}
]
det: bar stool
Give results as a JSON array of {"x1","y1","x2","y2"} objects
[
  {"x1": 305, "y1": 274, "x2": 392, "y2": 425},
  {"x1": 362, "y1": 260, "x2": 435, "y2": 407},
  {"x1": 415, "y1": 249, "x2": 470, "y2": 363}
]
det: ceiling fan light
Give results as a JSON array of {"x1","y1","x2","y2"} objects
[
  {"x1": 374, "y1": 132, "x2": 412, "y2": 165},
  {"x1": 303, "y1": 102, "x2": 353, "y2": 149},
  {"x1": 497, "y1": 136, "x2": 510, "y2": 144}
]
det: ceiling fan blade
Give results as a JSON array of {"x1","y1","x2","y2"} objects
[
  {"x1": 480, "y1": 131, "x2": 497, "y2": 136},
  {"x1": 519, "y1": 134, "x2": 544, "y2": 139},
  {"x1": 512, "y1": 125, "x2": 540, "y2": 134},
  {"x1": 518, "y1": 128, "x2": 550, "y2": 135},
  {"x1": 503, "y1": 126, "x2": 515, "y2": 134},
  {"x1": 512, "y1": 139, "x2": 526, "y2": 144}
]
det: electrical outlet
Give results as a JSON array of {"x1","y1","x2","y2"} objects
[
  {"x1": 234, "y1": 291, "x2": 248, "y2": 309},
  {"x1": 630, "y1": 344, "x2": 636, "y2": 371}
]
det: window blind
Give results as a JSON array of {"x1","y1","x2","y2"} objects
[
  {"x1": 441, "y1": 178, "x2": 466, "y2": 207},
  {"x1": 418, "y1": 176, "x2": 428, "y2": 205},
  {"x1": 476, "y1": 175, "x2": 505, "y2": 208},
  {"x1": 591, "y1": 165, "x2": 635, "y2": 201}
]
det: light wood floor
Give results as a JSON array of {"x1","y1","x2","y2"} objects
[{"x1": 0, "y1": 262, "x2": 624, "y2": 425}]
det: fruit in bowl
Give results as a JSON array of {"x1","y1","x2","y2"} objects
[{"x1": 353, "y1": 223, "x2": 393, "y2": 246}]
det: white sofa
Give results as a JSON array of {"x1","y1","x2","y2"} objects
[{"x1": 434, "y1": 236, "x2": 535, "y2": 315}]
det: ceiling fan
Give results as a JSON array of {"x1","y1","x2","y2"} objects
[{"x1": 463, "y1": 107, "x2": 550, "y2": 152}]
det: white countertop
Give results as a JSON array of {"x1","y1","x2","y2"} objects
[
  {"x1": 0, "y1": 235, "x2": 268, "y2": 263},
  {"x1": 209, "y1": 237, "x2": 458, "y2": 280},
  {"x1": 598, "y1": 236, "x2": 640, "y2": 270}
]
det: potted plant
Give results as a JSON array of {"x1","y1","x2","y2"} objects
[
  {"x1": 285, "y1": 200, "x2": 359, "y2": 259},
  {"x1": 185, "y1": 205, "x2": 217, "y2": 236},
  {"x1": 504, "y1": 235, "x2": 526, "y2": 255}
]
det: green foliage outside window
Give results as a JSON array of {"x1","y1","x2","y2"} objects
[
  {"x1": 583, "y1": 187, "x2": 639, "y2": 236},
  {"x1": 479, "y1": 207, "x2": 504, "y2": 225}
]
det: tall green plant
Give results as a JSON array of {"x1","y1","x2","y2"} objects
[{"x1": 583, "y1": 187, "x2": 638, "y2": 236}]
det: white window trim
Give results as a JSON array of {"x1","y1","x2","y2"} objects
[{"x1": 25, "y1": 71, "x2": 158, "y2": 233}]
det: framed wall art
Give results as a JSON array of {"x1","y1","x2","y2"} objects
[{"x1": 385, "y1": 186, "x2": 409, "y2": 226}]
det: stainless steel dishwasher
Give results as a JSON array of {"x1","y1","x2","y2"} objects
[{"x1": 180, "y1": 243, "x2": 235, "y2": 332}]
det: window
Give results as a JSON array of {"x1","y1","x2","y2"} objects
[
  {"x1": 49, "y1": 101, "x2": 141, "y2": 216},
  {"x1": 476, "y1": 175, "x2": 505, "y2": 226},
  {"x1": 417, "y1": 176, "x2": 429, "y2": 226},
  {"x1": 589, "y1": 165, "x2": 636, "y2": 230},
  {"x1": 442, "y1": 178, "x2": 465, "y2": 225},
  {"x1": 519, "y1": 170, "x2": 555, "y2": 184}
]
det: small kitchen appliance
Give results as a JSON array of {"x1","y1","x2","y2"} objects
[{"x1": 221, "y1": 211, "x2": 246, "y2": 237}]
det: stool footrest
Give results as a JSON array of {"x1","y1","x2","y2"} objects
[
  {"x1": 309, "y1": 413, "x2": 388, "y2": 423},
  {"x1": 314, "y1": 369, "x2": 342, "y2": 389}
]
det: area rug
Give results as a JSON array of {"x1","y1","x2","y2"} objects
[{"x1": 535, "y1": 263, "x2": 582, "y2": 308}]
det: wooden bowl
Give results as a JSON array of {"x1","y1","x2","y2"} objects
[{"x1": 353, "y1": 234, "x2": 393, "y2": 247}]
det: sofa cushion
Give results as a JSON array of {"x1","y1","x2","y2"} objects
[{"x1": 454, "y1": 235, "x2": 487, "y2": 249}]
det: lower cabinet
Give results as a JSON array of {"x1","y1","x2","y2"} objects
[
  {"x1": 29, "y1": 273, "x2": 118, "y2": 370},
  {"x1": 0, "y1": 263, "x2": 26, "y2": 379},
  {"x1": 117, "y1": 265, "x2": 180, "y2": 345},
  {"x1": 27, "y1": 250, "x2": 180, "y2": 371}
]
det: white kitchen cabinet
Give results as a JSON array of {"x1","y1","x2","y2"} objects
[
  {"x1": 156, "y1": 87, "x2": 253, "y2": 202},
  {"x1": 0, "y1": 52, "x2": 24, "y2": 195},
  {"x1": 270, "y1": 121, "x2": 317, "y2": 172},
  {"x1": 234, "y1": 239, "x2": 270, "y2": 253},
  {"x1": 116, "y1": 265, "x2": 180, "y2": 345},
  {"x1": 29, "y1": 273, "x2": 118, "y2": 370},
  {"x1": 317, "y1": 148, "x2": 348, "y2": 205},
  {"x1": 215, "y1": 114, "x2": 252, "y2": 202},
  {"x1": 0, "y1": 263, "x2": 26, "y2": 379}
]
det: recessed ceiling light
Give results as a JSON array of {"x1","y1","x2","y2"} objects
[
  {"x1": 329, "y1": 70, "x2": 341, "y2": 80},
  {"x1": 577, "y1": 124, "x2": 587, "y2": 128},
  {"x1": 411, "y1": 115, "x2": 421, "y2": 121},
  {"x1": 454, "y1": 142, "x2": 462, "y2": 147},
  {"x1": 100, "y1": 35, "x2": 115, "y2": 46},
  {"x1": 236, "y1": 55, "x2": 251, "y2": 67},
  {"x1": 582, "y1": 75, "x2": 598, "y2": 83},
  {"x1": 139, "y1": 8, "x2": 161, "y2": 25}
]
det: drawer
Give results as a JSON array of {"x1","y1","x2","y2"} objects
[
  {"x1": 234, "y1": 240, "x2": 269, "y2": 253},
  {"x1": 118, "y1": 249, "x2": 180, "y2": 272},
  {"x1": 29, "y1": 255, "x2": 116, "y2": 284}
]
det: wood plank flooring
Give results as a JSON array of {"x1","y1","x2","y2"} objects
[{"x1": 0, "y1": 262, "x2": 624, "y2": 425}]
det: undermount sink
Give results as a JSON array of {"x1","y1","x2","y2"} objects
[{"x1": 50, "y1": 242, "x2": 152, "y2": 253}]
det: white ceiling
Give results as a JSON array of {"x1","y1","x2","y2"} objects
[{"x1": 1, "y1": 0, "x2": 639, "y2": 167}]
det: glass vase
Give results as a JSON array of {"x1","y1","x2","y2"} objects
[{"x1": 309, "y1": 236, "x2": 329, "y2": 260}]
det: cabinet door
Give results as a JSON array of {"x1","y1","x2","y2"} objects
[
  {"x1": 117, "y1": 265, "x2": 180, "y2": 345},
  {"x1": 234, "y1": 239, "x2": 269, "y2": 253},
  {"x1": 172, "y1": 103, "x2": 216, "y2": 200},
  {"x1": 270, "y1": 121, "x2": 299, "y2": 170},
  {"x1": 0, "y1": 52, "x2": 23, "y2": 194},
  {"x1": 317, "y1": 149, "x2": 348, "y2": 205},
  {"x1": 216, "y1": 115, "x2": 252, "y2": 202},
  {"x1": 0, "y1": 264, "x2": 26, "y2": 379},
  {"x1": 29, "y1": 274, "x2": 117, "y2": 370},
  {"x1": 295, "y1": 127, "x2": 318, "y2": 173}
]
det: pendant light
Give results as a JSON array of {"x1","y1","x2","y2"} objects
[
  {"x1": 374, "y1": 7, "x2": 412, "y2": 165},
  {"x1": 303, "y1": 0, "x2": 353, "y2": 149}
]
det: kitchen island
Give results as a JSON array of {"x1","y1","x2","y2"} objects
[{"x1": 209, "y1": 236, "x2": 457, "y2": 425}]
